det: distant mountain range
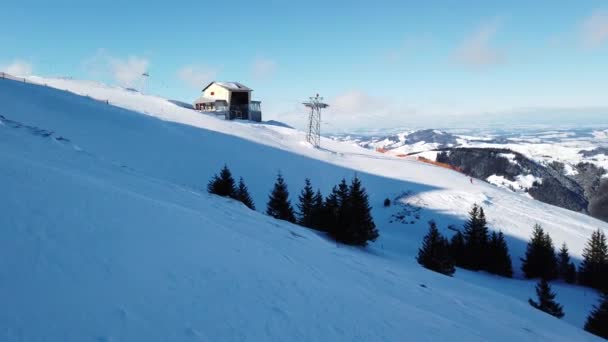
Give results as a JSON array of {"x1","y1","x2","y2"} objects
[{"x1": 332, "y1": 128, "x2": 608, "y2": 221}]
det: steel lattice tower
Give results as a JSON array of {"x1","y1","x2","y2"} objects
[{"x1": 303, "y1": 94, "x2": 329, "y2": 148}]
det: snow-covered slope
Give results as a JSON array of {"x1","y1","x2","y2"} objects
[{"x1": 0, "y1": 76, "x2": 606, "y2": 341}]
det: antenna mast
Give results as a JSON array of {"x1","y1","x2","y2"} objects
[{"x1": 303, "y1": 94, "x2": 329, "y2": 147}]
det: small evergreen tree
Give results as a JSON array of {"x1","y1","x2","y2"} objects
[
  {"x1": 521, "y1": 224, "x2": 558, "y2": 280},
  {"x1": 487, "y1": 231, "x2": 513, "y2": 278},
  {"x1": 335, "y1": 178, "x2": 351, "y2": 241},
  {"x1": 585, "y1": 294, "x2": 608, "y2": 339},
  {"x1": 234, "y1": 177, "x2": 255, "y2": 210},
  {"x1": 579, "y1": 229, "x2": 608, "y2": 291},
  {"x1": 207, "y1": 164, "x2": 236, "y2": 198},
  {"x1": 449, "y1": 231, "x2": 466, "y2": 267},
  {"x1": 557, "y1": 243, "x2": 577, "y2": 284},
  {"x1": 417, "y1": 221, "x2": 455, "y2": 276},
  {"x1": 462, "y1": 204, "x2": 489, "y2": 270},
  {"x1": 342, "y1": 176, "x2": 378, "y2": 246},
  {"x1": 322, "y1": 186, "x2": 340, "y2": 235},
  {"x1": 297, "y1": 178, "x2": 315, "y2": 228},
  {"x1": 311, "y1": 189, "x2": 325, "y2": 230},
  {"x1": 266, "y1": 172, "x2": 296, "y2": 223},
  {"x1": 528, "y1": 278, "x2": 564, "y2": 318}
]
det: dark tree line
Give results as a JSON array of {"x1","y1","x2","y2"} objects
[
  {"x1": 266, "y1": 173, "x2": 378, "y2": 246},
  {"x1": 208, "y1": 166, "x2": 379, "y2": 246},
  {"x1": 418, "y1": 204, "x2": 513, "y2": 278},
  {"x1": 207, "y1": 165, "x2": 255, "y2": 210},
  {"x1": 451, "y1": 204, "x2": 513, "y2": 277},
  {"x1": 417, "y1": 221, "x2": 455, "y2": 276},
  {"x1": 578, "y1": 229, "x2": 608, "y2": 291}
]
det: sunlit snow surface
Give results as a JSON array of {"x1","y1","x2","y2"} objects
[{"x1": 0, "y1": 76, "x2": 606, "y2": 341}]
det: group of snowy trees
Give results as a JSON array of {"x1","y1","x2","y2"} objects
[
  {"x1": 521, "y1": 225, "x2": 608, "y2": 338},
  {"x1": 519, "y1": 223, "x2": 608, "y2": 339},
  {"x1": 208, "y1": 165, "x2": 378, "y2": 246},
  {"x1": 417, "y1": 203, "x2": 608, "y2": 339},
  {"x1": 267, "y1": 175, "x2": 379, "y2": 246},
  {"x1": 417, "y1": 204, "x2": 513, "y2": 278},
  {"x1": 521, "y1": 224, "x2": 608, "y2": 285},
  {"x1": 207, "y1": 165, "x2": 256, "y2": 210}
]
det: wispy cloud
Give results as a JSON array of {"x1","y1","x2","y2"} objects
[
  {"x1": 177, "y1": 65, "x2": 218, "y2": 88},
  {"x1": 384, "y1": 34, "x2": 432, "y2": 63},
  {"x1": 251, "y1": 57, "x2": 278, "y2": 79},
  {"x1": 1, "y1": 59, "x2": 33, "y2": 76},
  {"x1": 581, "y1": 10, "x2": 608, "y2": 48},
  {"x1": 455, "y1": 19, "x2": 506, "y2": 67},
  {"x1": 83, "y1": 50, "x2": 150, "y2": 87}
]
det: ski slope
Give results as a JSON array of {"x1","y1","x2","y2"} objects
[{"x1": 0, "y1": 76, "x2": 606, "y2": 341}]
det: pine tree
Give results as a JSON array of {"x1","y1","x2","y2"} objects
[
  {"x1": 322, "y1": 186, "x2": 340, "y2": 235},
  {"x1": 579, "y1": 229, "x2": 608, "y2": 291},
  {"x1": 557, "y1": 243, "x2": 577, "y2": 284},
  {"x1": 528, "y1": 278, "x2": 564, "y2": 318},
  {"x1": 326, "y1": 179, "x2": 352, "y2": 242},
  {"x1": 450, "y1": 231, "x2": 466, "y2": 267},
  {"x1": 343, "y1": 176, "x2": 378, "y2": 246},
  {"x1": 266, "y1": 172, "x2": 296, "y2": 223},
  {"x1": 235, "y1": 177, "x2": 255, "y2": 210},
  {"x1": 297, "y1": 179, "x2": 315, "y2": 228},
  {"x1": 311, "y1": 189, "x2": 325, "y2": 230},
  {"x1": 585, "y1": 294, "x2": 608, "y2": 339},
  {"x1": 417, "y1": 221, "x2": 455, "y2": 276},
  {"x1": 487, "y1": 231, "x2": 513, "y2": 278},
  {"x1": 207, "y1": 164, "x2": 236, "y2": 198},
  {"x1": 462, "y1": 204, "x2": 489, "y2": 270},
  {"x1": 521, "y1": 224, "x2": 558, "y2": 280},
  {"x1": 335, "y1": 178, "x2": 351, "y2": 240}
]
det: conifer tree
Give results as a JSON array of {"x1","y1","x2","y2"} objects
[
  {"x1": 585, "y1": 294, "x2": 608, "y2": 340},
  {"x1": 207, "y1": 164, "x2": 236, "y2": 198},
  {"x1": 487, "y1": 231, "x2": 513, "y2": 278},
  {"x1": 462, "y1": 204, "x2": 489, "y2": 270},
  {"x1": 450, "y1": 231, "x2": 466, "y2": 267},
  {"x1": 521, "y1": 224, "x2": 558, "y2": 280},
  {"x1": 322, "y1": 186, "x2": 340, "y2": 235},
  {"x1": 343, "y1": 176, "x2": 378, "y2": 246},
  {"x1": 528, "y1": 278, "x2": 564, "y2": 318},
  {"x1": 579, "y1": 229, "x2": 608, "y2": 291},
  {"x1": 297, "y1": 179, "x2": 315, "y2": 228},
  {"x1": 311, "y1": 189, "x2": 325, "y2": 230},
  {"x1": 417, "y1": 220, "x2": 455, "y2": 276},
  {"x1": 557, "y1": 243, "x2": 577, "y2": 284},
  {"x1": 235, "y1": 177, "x2": 255, "y2": 210},
  {"x1": 266, "y1": 172, "x2": 296, "y2": 223},
  {"x1": 335, "y1": 178, "x2": 351, "y2": 240}
]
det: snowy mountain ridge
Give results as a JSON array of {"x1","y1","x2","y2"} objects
[{"x1": 0, "y1": 75, "x2": 606, "y2": 341}]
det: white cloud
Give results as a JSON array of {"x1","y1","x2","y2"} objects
[
  {"x1": 330, "y1": 90, "x2": 386, "y2": 115},
  {"x1": 582, "y1": 10, "x2": 608, "y2": 48},
  {"x1": 455, "y1": 19, "x2": 506, "y2": 67},
  {"x1": 251, "y1": 57, "x2": 277, "y2": 79},
  {"x1": 384, "y1": 34, "x2": 432, "y2": 63},
  {"x1": 1, "y1": 60, "x2": 33, "y2": 76},
  {"x1": 83, "y1": 50, "x2": 150, "y2": 87},
  {"x1": 109, "y1": 56, "x2": 150, "y2": 87},
  {"x1": 177, "y1": 65, "x2": 218, "y2": 88}
]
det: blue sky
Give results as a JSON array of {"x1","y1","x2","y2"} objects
[{"x1": 2, "y1": 0, "x2": 608, "y2": 131}]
